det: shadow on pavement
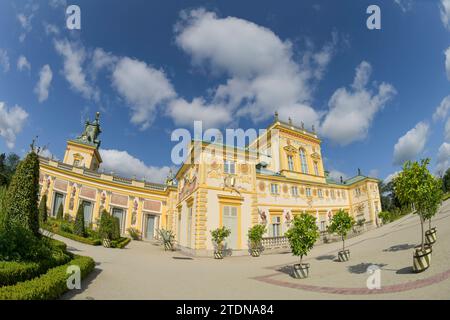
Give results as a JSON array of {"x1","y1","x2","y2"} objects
[
  {"x1": 277, "y1": 265, "x2": 295, "y2": 278},
  {"x1": 315, "y1": 254, "x2": 336, "y2": 261},
  {"x1": 396, "y1": 266, "x2": 414, "y2": 275},
  {"x1": 347, "y1": 262, "x2": 387, "y2": 274},
  {"x1": 383, "y1": 244, "x2": 415, "y2": 252}
]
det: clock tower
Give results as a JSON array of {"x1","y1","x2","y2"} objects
[{"x1": 63, "y1": 112, "x2": 103, "y2": 171}]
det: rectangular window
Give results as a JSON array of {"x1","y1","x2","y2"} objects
[
  {"x1": 306, "y1": 187, "x2": 312, "y2": 197},
  {"x1": 331, "y1": 190, "x2": 335, "y2": 199},
  {"x1": 271, "y1": 184, "x2": 279, "y2": 195},
  {"x1": 271, "y1": 216, "x2": 281, "y2": 237},
  {"x1": 291, "y1": 186, "x2": 299, "y2": 197},
  {"x1": 224, "y1": 160, "x2": 236, "y2": 174},
  {"x1": 318, "y1": 189, "x2": 323, "y2": 198},
  {"x1": 313, "y1": 162, "x2": 319, "y2": 176},
  {"x1": 320, "y1": 221, "x2": 325, "y2": 232},
  {"x1": 287, "y1": 155, "x2": 294, "y2": 171}
]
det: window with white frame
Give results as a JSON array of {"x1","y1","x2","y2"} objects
[
  {"x1": 271, "y1": 216, "x2": 281, "y2": 237},
  {"x1": 299, "y1": 149, "x2": 308, "y2": 174},
  {"x1": 291, "y1": 186, "x2": 299, "y2": 197},
  {"x1": 305, "y1": 187, "x2": 312, "y2": 197},
  {"x1": 224, "y1": 160, "x2": 236, "y2": 174},
  {"x1": 318, "y1": 189, "x2": 323, "y2": 198},
  {"x1": 270, "y1": 183, "x2": 279, "y2": 195},
  {"x1": 330, "y1": 189, "x2": 335, "y2": 199},
  {"x1": 287, "y1": 155, "x2": 294, "y2": 171},
  {"x1": 313, "y1": 161, "x2": 319, "y2": 176}
]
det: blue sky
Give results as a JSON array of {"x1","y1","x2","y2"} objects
[{"x1": 1, "y1": 0, "x2": 450, "y2": 183}]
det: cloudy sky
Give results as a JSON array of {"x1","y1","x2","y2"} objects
[{"x1": 0, "y1": 0, "x2": 449, "y2": 183}]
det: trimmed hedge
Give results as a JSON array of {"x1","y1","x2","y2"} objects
[
  {"x1": 111, "y1": 237, "x2": 131, "y2": 249},
  {"x1": 0, "y1": 239, "x2": 71, "y2": 287},
  {"x1": 443, "y1": 193, "x2": 450, "y2": 201},
  {"x1": 42, "y1": 224, "x2": 101, "y2": 246},
  {"x1": 0, "y1": 255, "x2": 95, "y2": 300}
]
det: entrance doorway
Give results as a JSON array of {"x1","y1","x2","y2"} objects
[
  {"x1": 222, "y1": 205, "x2": 238, "y2": 249},
  {"x1": 145, "y1": 215, "x2": 156, "y2": 240},
  {"x1": 81, "y1": 201, "x2": 93, "y2": 226}
]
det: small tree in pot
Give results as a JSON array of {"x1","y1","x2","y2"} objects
[
  {"x1": 394, "y1": 159, "x2": 436, "y2": 273},
  {"x1": 248, "y1": 224, "x2": 266, "y2": 257},
  {"x1": 210, "y1": 226, "x2": 231, "y2": 259},
  {"x1": 423, "y1": 177, "x2": 443, "y2": 245},
  {"x1": 285, "y1": 213, "x2": 319, "y2": 279},
  {"x1": 158, "y1": 228, "x2": 175, "y2": 251},
  {"x1": 328, "y1": 209, "x2": 354, "y2": 262}
]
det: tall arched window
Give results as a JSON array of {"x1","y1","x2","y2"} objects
[{"x1": 299, "y1": 149, "x2": 308, "y2": 174}]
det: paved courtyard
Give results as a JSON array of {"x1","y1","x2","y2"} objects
[{"x1": 60, "y1": 200, "x2": 450, "y2": 300}]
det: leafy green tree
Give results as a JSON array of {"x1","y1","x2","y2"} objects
[
  {"x1": 73, "y1": 203, "x2": 86, "y2": 237},
  {"x1": 0, "y1": 153, "x2": 20, "y2": 186},
  {"x1": 99, "y1": 209, "x2": 113, "y2": 240},
  {"x1": 210, "y1": 226, "x2": 231, "y2": 252},
  {"x1": 285, "y1": 213, "x2": 319, "y2": 264},
  {"x1": 327, "y1": 209, "x2": 355, "y2": 252},
  {"x1": 248, "y1": 224, "x2": 266, "y2": 249},
  {"x1": 394, "y1": 159, "x2": 437, "y2": 251},
  {"x1": 422, "y1": 176, "x2": 443, "y2": 231},
  {"x1": 442, "y1": 168, "x2": 450, "y2": 193},
  {"x1": 5, "y1": 151, "x2": 40, "y2": 236},
  {"x1": 38, "y1": 194, "x2": 48, "y2": 223},
  {"x1": 56, "y1": 203, "x2": 64, "y2": 220},
  {"x1": 0, "y1": 154, "x2": 7, "y2": 186}
]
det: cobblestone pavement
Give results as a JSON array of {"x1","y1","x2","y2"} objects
[{"x1": 60, "y1": 200, "x2": 450, "y2": 300}]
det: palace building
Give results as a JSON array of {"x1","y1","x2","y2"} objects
[{"x1": 38, "y1": 112, "x2": 382, "y2": 256}]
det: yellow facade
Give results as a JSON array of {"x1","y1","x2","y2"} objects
[{"x1": 38, "y1": 114, "x2": 382, "y2": 256}]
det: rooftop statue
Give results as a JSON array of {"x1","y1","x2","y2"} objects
[{"x1": 77, "y1": 112, "x2": 102, "y2": 148}]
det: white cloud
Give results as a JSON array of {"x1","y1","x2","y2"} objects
[
  {"x1": 328, "y1": 169, "x2": 348, "y2": 182},
  {"x1": 99, "y1": 149, "x2": 172, "y2": 183},
  {"x1": 49, "y1": 0, "x2": 67, "y2": 8},
  {"x1": 0, "y1": 49, "x2": 10, "y2": 73},
  {"x1": 394, "y1": 0, "x2": 413, "y2": 12},
  {"x1": 17, "y1": 55, "x2": 31, "y2": 72},
  {"x1": 440, "y1": 0, "x2": 450, "y2": 30},
  {"x1": 433, "y1": 95, "x2": 450, "y2": 121},
  {"x1": 0, "y1": 102, "x2": 28, "y2": 149},
  {"x1": 168, "y1": 98, "x2": 232, "y2": 128},
  {"x1": 16, "y1": 6, "x2": 37, "y2": 43},
  {"x1": 174, "y1": 9, "x2": 337, "y2": 127},
  {"x1": 112, "y1": 57, "x2": 176, "y2": 130},
  {"x1": 445, "y1": 47, "x2": 450, "y2": 81},
  {"x1": 43, "y1": 22, "x2": 59, "y2": 36},
  {"x1": 320, "y1": 61, "x2": 396, "y2": 145},
  {"x1": 393, "y1": 121, "x2": 429, "y2": 165},
  {"x1": 445, "y1": 117, "x2": 450, "y2": 142},
  {"x1": 54, "y1": 39, "x2": 99, "y2": 101},
  {"x1": 90, "y1": 48, "x2": 117, "y2": 79},
  {"x1": 436, "y1": 142, "x2": 450, "y2": 173},
  {"x1": 383, "y1": 171, "x2": 400, "y2": 184},
  {"x1": 34, "y1": 65, "x2": 53, "y2": 103}
]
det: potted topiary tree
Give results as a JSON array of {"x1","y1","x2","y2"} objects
[
  {"x1": 73, "y1": 203, "x2": 86, "y2": 237},
  {"x1": 328, "y1": 209, "x2": 354, "y2": 262},
  {"x1": 210, "y1": 226, "x2": 231, "y2": 259},
  {"x1": 394, "y1": 159, "x2": 436, "y2": 273},
  {"x1": 247, "y1": 224, "x2": 266, "y2": 257},
  {"x1": 423, "y1": 177, "x2": 443, "y2": 245},
  {"x1": 98, "y1": 209, "x2": 113, "y2": 248},
  {"x1": 285, "y1": 213, "x2": 319, "y2": 279}
]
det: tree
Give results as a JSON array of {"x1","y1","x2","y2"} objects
[
  {"x1": 442, "y1": 168, "x2": 450, "y2": 193},
  {"x1": 56, "y1": 203, "x2": 64, "y2": 220},
  {"x1": 0, "y1": 153, "x2": 20, "y2": 187},
  {"x1": 210, "y1": 226, "x2": 231, "y2": 252},
  {"x1": 99, "y1": 209, "x2": 113, "y2": 240},
  {"x1": 394, "y1": 159, "x2": 436, "y2": 251},
  {"x1": 327, "y1": 209, "x2": 354, "y2": 252},
  {"x1": 73, "y1": 203, "x2": 86, "y2": 237},
  {"x1": 248, "y1": 224, "x2": 266, "y2": 250},
  {"x1": 422, "y1": 176, "x2": 443, "y2": 231},
  {"x1": 0, "y1": 154, "x2": 7, "y2": 186},
  {"x1": 5, "y1": 151, "x2": 40, "y2": 236},
  {"x1": 285, "y1": 213, "x2": 319, "y2": 264},
  {"x1": 38, "y1": 194, "x2": 48, "y2": 223},
  {"x1": 111, "y1": 216, "x2": 121, "y2": 240}
]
